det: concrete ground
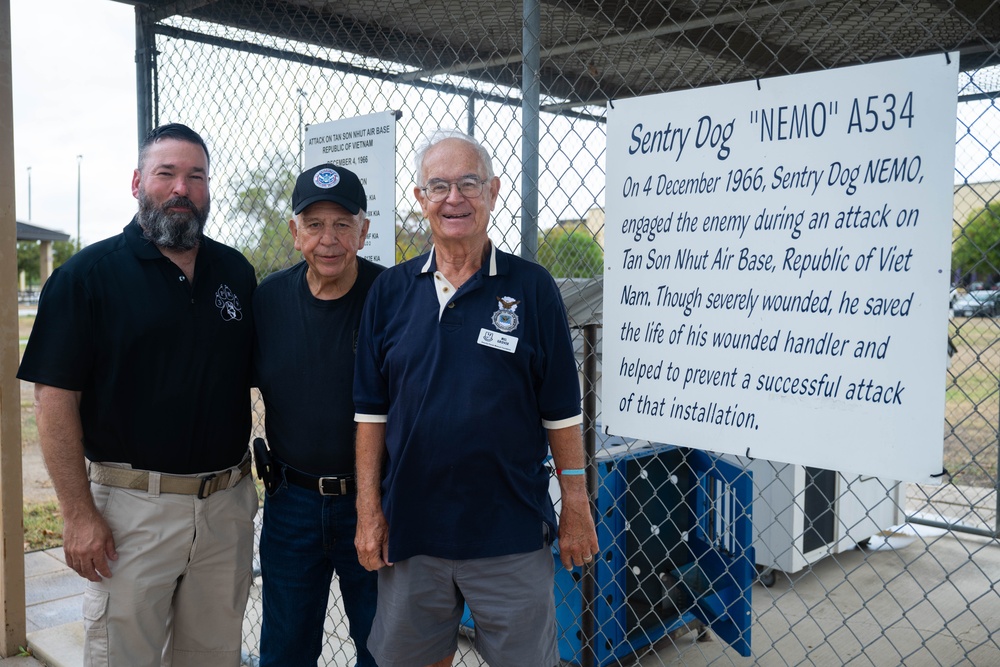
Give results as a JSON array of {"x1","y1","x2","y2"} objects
[{"x1": 8, "y1": 489, "x2": 999, "y2": 666}]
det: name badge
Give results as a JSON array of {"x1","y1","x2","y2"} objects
[{"x1": 477, "y1": 328, "x2": 518, "y2": 353}]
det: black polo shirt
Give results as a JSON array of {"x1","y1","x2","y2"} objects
[
  {"x1": 18, "y1": 218, "x2": 256, "y2": 474},
  {"x1": 252, "y1": 258, "x2": 384, "y2": 475}
]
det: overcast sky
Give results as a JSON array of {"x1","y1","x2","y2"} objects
[{"x1": 11, "y1": 0, "x2": 137, "y2": 245}]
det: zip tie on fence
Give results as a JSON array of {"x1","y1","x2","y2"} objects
[
  {"x1": 745, "y1": 447, "x2": 754, "y2": 460},
  {"x1": 756, "y1": 78, "x2": 761, "y2": 91},
  {"x1": 930, "y1": 468, "x2": 950, "y2": 479},
  {"x1": 603, "y1": 424, "x2": 610, "y2": 435},
  {"x1": 608, "y1": 98, "x2": 615, "y2": 109},
  {"x1": 945, "y1": 52, "x2": 951, "y2": 65}
]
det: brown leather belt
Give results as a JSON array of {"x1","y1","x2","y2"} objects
[{"x1": 88, "y1": 455, "x2": 252, "y2": 499}]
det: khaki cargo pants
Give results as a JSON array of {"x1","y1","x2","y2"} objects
[{"x1": 83, "y1": 473, "x2": 258, "y2": 667}]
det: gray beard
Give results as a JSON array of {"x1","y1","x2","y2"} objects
[{"x1": 137, "y1": 191, "x2": 209, "y2": 251}]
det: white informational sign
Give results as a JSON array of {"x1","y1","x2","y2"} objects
[
  {"x1": 304, "y1": 111, "x2": 397, "y2": 266},
  {"x1": 603, "y1": 54, "x2": 959, "y2": 484}
]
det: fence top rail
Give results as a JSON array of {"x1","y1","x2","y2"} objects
[{"x1": 112, "y1": 0, "x2": 997, "y2": 109}]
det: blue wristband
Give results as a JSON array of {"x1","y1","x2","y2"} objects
[{"x1": 556, "y1": 468, "x2": 585, "y2": 476}]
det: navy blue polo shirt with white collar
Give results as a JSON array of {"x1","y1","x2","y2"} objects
[
  {"x1": 18, "y1": 217, "x2": 256, "y2": 474},
  {"x1": 354, "y1": 243, "x2": 582, "y2": 562}
]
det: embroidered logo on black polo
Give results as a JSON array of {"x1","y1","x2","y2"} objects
[
  {"x1": 492, "y1": 296, "x2": 520, "y2": 332},
  {"x1": 215, "y1": 284, "x2": 244, "y2": 321}
]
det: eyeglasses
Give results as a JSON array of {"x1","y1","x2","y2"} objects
[{"x1": 421, "y1": 178, "x2": 487, "y2": 203}]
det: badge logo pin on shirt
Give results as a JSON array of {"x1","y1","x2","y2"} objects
[{"x1": 492, "y1": 296, "x2": 520, "y2": 332}]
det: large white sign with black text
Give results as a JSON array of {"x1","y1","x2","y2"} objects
[
  {"x1": 304, "y1": 111, "x2": 397, "y2": 266},
  {"x1": 603, "y1": 54, "x2": 958, "y2": 483}
]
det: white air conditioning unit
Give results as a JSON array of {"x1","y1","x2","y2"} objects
[{"x1": 726, "y1": 457, "x2": 901, "y2": 585}]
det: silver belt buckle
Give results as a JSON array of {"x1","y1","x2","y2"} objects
[{"x1": 318, "y1": 476, "x2": 347, "y2": 496}]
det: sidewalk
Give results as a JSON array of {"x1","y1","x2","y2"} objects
[
  {"x1": 18, "y1": 548, "x2": 82, "y2": 667},
  {"x1": 10, "y1": 484, "x2": 998, "y2": 666}
]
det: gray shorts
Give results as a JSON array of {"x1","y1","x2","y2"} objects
[{"x1": 368, "y1": 548, "x2": 558, "y2": 667}]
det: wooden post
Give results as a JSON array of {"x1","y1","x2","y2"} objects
[{"x1": 0, "y1": 0, "x2": 28, "y2": 655}]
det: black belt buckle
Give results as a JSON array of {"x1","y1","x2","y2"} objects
[
  {"x1": 197, "y1": 473, "x2": 217, "y2": 499},
  {"x1": 318, "y1": 476, "x2": 348, "y2": 496}
]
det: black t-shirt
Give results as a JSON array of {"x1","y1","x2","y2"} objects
[
  {"x1": 17, "y1": 218, "x2": 256, "y2": 474},
  {"x1": 252, "y1": 258, "x2": 384, "y2": 475}
]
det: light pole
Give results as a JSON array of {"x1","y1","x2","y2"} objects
[
  {"x1": 27, "y1": 166, "x2": 32, "y2": 220},
  {"x1": 76, "y1": 155, "x2": 83, "y2": 252}
]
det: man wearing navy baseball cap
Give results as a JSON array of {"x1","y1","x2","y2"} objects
[
  {"x1": 292, "y1": 163, "x2": 368, "y2": 215},
  {"x1": 253, "y1": 162, "x2": 385, "y2": 666}
]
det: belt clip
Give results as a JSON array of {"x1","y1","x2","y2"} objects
[
  {"x1": 197, "y1": 473, "x2": 217, "y2": 499},
  {"x1": 148, "y1": 471, "x2": 162, "y2": 497}
]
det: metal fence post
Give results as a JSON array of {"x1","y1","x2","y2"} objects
[
  {"x1": 134, "y1": 6, "x2": 157, "y2": 143},
  {"x1": 520, "y1": 0, "x2": 539, "y2": 261}
]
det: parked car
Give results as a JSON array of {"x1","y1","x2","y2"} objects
[{"x1": 952, "y1": 290, "x2": 1000, "y2": 317}]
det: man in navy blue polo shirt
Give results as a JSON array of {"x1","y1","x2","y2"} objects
[
  {"x1": 353, "y1": 129, "x2": 599, "y2": 667},
  {"x1": 18, "y1": 124, "x2": 258, "y2": 666}
]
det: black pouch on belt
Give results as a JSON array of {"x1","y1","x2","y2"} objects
[{"x1": 252, "y1": 437, "x2": 279, "y2": 494}]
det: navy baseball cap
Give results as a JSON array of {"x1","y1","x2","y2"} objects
[{"x1": 292, "y1": 164, "x2": 367, "y2": 215}]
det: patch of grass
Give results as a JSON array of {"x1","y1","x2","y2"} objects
[
  {"x1": 18, "y1": 314, "x2": 35, "y2": 341},
  {"x1": 20, "y1": 410, "x2": 37, "y2": 450},
  {"x1": 23, "y1": 501, "x2": 63, "y2": 552},
  {"x1": 945, "y1": 316, "x2": 1000, "y2": 487}
]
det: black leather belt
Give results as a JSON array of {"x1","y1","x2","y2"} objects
[{"x1": 282, "y1": 465, "x2": 356, "y2": 496}]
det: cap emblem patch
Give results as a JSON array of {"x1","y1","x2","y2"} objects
[{"x1": 313, "y1": 168, "x2": 340, "y2": 189}]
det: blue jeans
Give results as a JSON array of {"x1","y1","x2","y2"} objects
[{"x1": 258, "y1": 479, "x2": 378, "y2": 667}]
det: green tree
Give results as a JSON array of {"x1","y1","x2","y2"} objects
[
  {"x1": 53, "y1": 239, "x2": 76, "y2": 266},
  {"x1": 537, "y1": 226, "x2": 604, "y2": 278},
  {"x1": 231, "y1": 162, "x2": 299, "y2": 280},
  {"x1": 396, "y1": 209, "x2": 432, "y2": 263},
  {"x1": 17, "y1": 239, "x2": 78, "y2": 286},
  {"x1": 953, "y1": 203, "x2": 1000, "y2": 284},
  {"x1": 16, "y1": 241, "x2": 40, "y2": 284}
]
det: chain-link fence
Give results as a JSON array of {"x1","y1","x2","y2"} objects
[{"x1": 125, "y1": 0, "x2": 999, "y2": 664}]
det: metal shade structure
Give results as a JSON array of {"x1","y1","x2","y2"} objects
[{"x1": 111, "y1": 0, "x2": 997, "y2": 113}]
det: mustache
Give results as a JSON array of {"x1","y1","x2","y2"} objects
[
  {"x1": 137, "y1": 188, "x2": 209, "y2": 250},
  {"x1": 162, "y1": 196, "x2": 198, "y2": 214}
]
